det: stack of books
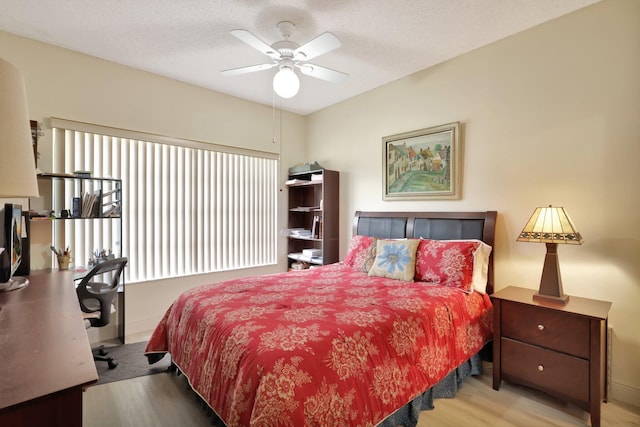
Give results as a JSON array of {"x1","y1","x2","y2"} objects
[
  {"x1": 80, "y1": 190, "x2": 101, "y2": 217},
  {"x1": 78, "y1": 188, "x2": 121, "y2": 218},
  {"x1": 311, "y1": 215, "x2": 323, "y2": 238},
  {"x1": 302, "y1": 248, "x2": 322, "y2": 258},
  {"x1": 289, "y1": 228, "x2": 312, "y2": 238}
]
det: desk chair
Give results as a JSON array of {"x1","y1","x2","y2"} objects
[{"x1": 76, "y1": 257, "x2": 128, "y2": 369}]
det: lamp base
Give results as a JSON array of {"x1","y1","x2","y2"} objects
[
  {"x1": 533, "y1": 242, "x2": 569, "y2": 305},
  {"x1": 533, "y1": 291, "x2": 569, "y2": 305}
]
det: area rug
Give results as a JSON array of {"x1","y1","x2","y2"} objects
[{"x1": 93, "y1": 341, "x2": 172, "y2": 385}]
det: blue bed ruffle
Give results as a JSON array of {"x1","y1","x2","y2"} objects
[{"x1": 379, "y1": 352, "x2": 483, "y2": 427}]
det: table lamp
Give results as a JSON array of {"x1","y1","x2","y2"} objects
[
  {"x1": 0, "y1": 58, "x2": 39, "y2": 291},
  {"x1": 517, "y1": 205, "x2": 583, "y2": 304},
  {"x1": 0, "y1": 58, "x2": 39, "y2": 198}
]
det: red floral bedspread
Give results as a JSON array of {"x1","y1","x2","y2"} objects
[{"x1": 145, "y1": 263, "x2": 492, "y2": 426}]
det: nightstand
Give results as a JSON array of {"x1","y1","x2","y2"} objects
[{"x1": 492, "y1": 286, "x2": 611, "y2": 427}]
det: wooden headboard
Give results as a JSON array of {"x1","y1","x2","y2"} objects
[{"x1": 353, "y1": 211, "x2": 497, "y2": 294}]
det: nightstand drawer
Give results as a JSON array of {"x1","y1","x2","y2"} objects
[
  {"x1": 501, "y1": 300, "x2": 590, "y2": 358},
  {"x1": 501, "y1": 338, "x2": 589, "y2": 403}
]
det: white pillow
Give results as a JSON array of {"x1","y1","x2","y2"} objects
[{"x1": 453, "y1": 239, "x2": 492, "y2": 294}]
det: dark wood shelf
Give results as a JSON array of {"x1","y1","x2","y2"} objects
[
  {"x1": 287, "y1": 169, "x2": 339, "y2": 270},
  {"x1": 38, "y1": 172, "x2": 122, "y2": 183}
]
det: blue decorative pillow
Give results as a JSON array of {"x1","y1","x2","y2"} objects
[{"x1": 367, "y1": 239, "x2": 419, "y2": 282}]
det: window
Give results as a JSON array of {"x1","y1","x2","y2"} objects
[{"x1": 50, "y1": 118, "x2": 278, "y2": 283}]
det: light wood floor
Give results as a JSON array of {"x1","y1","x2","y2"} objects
[{"x1": 84, "y1": 363, "x2": 640, "y2": 427}]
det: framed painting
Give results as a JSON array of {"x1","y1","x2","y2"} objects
[{"x1": 383, "y1": 122, "x2": 460, "y2": 200}]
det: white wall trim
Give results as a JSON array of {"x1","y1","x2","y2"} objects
[{"x1": 610, "y1": 381, "x2": 640, "y2": 410}]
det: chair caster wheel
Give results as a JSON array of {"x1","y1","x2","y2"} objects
[
  {"x1": 99, "y1": 348, "x2": 108, "y2": 356},
  {"x1": 108, "y1": 360, "x2": 118, "y2": 369}
]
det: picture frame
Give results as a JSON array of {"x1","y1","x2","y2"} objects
[{"x1": 383, "y1": 122, "x2": 461, "y2": 200}]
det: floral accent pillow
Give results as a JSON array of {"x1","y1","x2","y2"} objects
[
  {"x1": 414, "y1": 239, "x2": 485, "y2": 292},
  {"x1": 343, "y1": 235, "x2": 376, "y2": 271},
  {"x1": 359, "y1": 237, "x2": 379, "y2": 273},
  {"x1": 368, "y1": 239, "x2": 420, "y2": 282}
]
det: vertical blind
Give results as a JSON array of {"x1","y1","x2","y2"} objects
[{"x1": 50, "y1": 119, "x2": 278, "y2": 283}]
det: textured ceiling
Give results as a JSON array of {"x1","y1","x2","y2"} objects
[{"x1": 0, "y1": 0, "x2": 600, "y2": 115}]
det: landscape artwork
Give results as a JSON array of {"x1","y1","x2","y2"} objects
[{"x1": 383, "y1": 122, "x2": 460, "y2": 200}]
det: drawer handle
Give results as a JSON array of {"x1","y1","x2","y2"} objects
[
  {"x1": 538, "y1": 365, "x2": 544, "y2": 372},
  {"x1": 537, "y1": 324, "x2": 545, "y2": 331}
]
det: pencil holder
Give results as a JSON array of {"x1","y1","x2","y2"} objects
[{"x1": 57, "y1": 254, "x2": 74, "y2": 270}]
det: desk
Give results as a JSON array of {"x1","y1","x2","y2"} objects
[{"x1": 0, "y1": 270, "x2": 98, "y2": 427}]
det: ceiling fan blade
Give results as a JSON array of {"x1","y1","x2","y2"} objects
[
  {"x1": 220, "y1": 63, "x2": 276, "y2": 76},
  {"x1": 294, "y1": 32, "x2": 341, "y2": 61},
  {"x1": 298, "y1": 64, "x2": 349, "y2": 83},
  {"x1": 230, "y1": 29, "x2": 280, "y2": 59}
]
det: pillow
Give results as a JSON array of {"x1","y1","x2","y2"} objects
[
  {"x1": 343, "y1": 235, "x2": 376, "y2": 271},
  {"x1": 368, "y1": 239, "x2": 419, "y2": 282},
  {"x1": 359, "y1": 237, "x2": 379, "y2": 273},
  {"x1": 415, "y1": 239, "x2": 491, "y2": 293},
  {"x1": 466, "y1": 240, "x2": 492, "y2": 294}
]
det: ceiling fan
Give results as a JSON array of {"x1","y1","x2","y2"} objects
[{"x1": 221, "y1": 21, "x2": 349, "y2": 98}]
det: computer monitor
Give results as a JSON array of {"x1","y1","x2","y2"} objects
[{"x1": 0, "y1": 203, "x2": 28, "y2": 291}]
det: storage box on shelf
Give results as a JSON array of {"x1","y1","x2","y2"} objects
[{"x1": 286, "y1": 169, "x2": 338, "y2": 270}]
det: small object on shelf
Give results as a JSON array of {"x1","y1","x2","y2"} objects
[
  {"x1": 288, "y1": 252, "x2": 322, "y2": 264},
  {"x1": 102, "y1": 202, "x2": 120, "y2": 217},
  {"x1": 285, "y1": 178, "x2": 310, "y2": 185},
  {"x1": 74, "y1": 170, "x2": 92, "y2": 178},
  {"x1": 288, "y1": 161, "x2": 323, "y2": 175},
  {"x1": 28, "y1": 209, "x2": 49, "y2": 218},
  {"x1": 289, "y1": 228, "x2": 312, "y2": 238},
  {"x1": 311, "y1": 215, "x2": 323, "y2": 239},
  {"x1": 72, "y1": 197, "x2": 81, "y2": 218},
  {"x1": 290, "y1": 206, "x2": 320, "y2": 212},
  {"x1": 290, "y1": 261, "x2": 309, "y2": 270},
  {"x1": 310, "y1": 173, "x2": 323, "y2": 182},
  {"x1": 302, "y1": 248, "x2": 322, "y2": 258}
]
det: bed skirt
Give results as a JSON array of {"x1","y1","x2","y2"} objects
[
  {"x1": 164, "y1": 351, "x2": 484, "y2": 427},
  {"x1": 379, "y1": 352, "x2": 483, "y2": 427}
]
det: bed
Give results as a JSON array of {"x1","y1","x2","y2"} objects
[{"x1": 145, "y1": 210, "x2": 497, "y2": 426}]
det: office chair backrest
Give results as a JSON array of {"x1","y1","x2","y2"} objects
[{"x1": 76, "y1": 257, "x2": 128, "y2": 327}]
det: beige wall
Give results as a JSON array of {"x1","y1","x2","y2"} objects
[
  {"x1": 306, "y1": 0, "x2": 640, "y2": 407},
  {"x1": 0, "y1": 30, "x2": 307, "y2": 339},
  {"x1": 1, "y1": 0, "x2": 638, "y2": 409}
]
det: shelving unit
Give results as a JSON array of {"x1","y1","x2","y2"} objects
[
  {"x1": 29, "y1": 173, "x2": 122, "y2": 265},
  {"x1": 28, "y1": 173, "x2": 126, "y2": 342},
  {"x1": 286, "y1": 169, "x2": 339, "y2": 270},
  {"x1": 33, "y1": 173, "x2": 122, "y2": 219}
]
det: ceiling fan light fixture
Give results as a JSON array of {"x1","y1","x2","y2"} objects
[{"x1": 273, "y1": 66, "x2": 300, "y2": 98}]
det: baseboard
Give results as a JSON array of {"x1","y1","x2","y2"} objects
[
  {"x1": 610, "y1": 381, "x2": 640, "y2": 409},
  {"x1": 124, "y1": 316, "x2": 164, "y2": 342},
  {"x1": 87, "y1": 323, "x2": 118, "y2": 344},
  {"x1": 607, "y1": 327, "x2": 640, "y2": 409}
]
